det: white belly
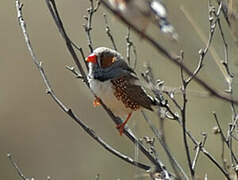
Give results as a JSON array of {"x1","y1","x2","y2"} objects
[{"x1": 89, "y1": 78, "x2": 132, "y2": 117}]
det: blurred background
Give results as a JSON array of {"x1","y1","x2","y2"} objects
[{"x1": 1, "y1": 0, "x2": 238, "y2": 179}]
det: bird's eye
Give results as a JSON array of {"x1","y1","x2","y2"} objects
[{"x1": 100, "y1": 55, "x2": 116, "y2": 68}]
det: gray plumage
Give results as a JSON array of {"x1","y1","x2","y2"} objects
[{"x1": 88, "y1": 47, "x2": 136, "y2": 81}]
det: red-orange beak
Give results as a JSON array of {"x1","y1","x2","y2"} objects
[{"x1": 86, "y1": 54, "x2": 97, "y2": 64}]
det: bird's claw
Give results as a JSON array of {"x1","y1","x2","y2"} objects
[
  {"x1": 116, "y1": 123, "x2": 125, "y2": 136},
  {"x1": 93, "y1": 97, "x2": 101, "y2": 107}
]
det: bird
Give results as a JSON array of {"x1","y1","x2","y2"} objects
[
  {"x1": 86, "y1": 47, "x2": 155, "y2": 135},
  {"x1": 108, "y1": 0, "x2": 178, "y2": 40}
]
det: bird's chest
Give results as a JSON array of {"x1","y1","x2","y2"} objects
[{"x1": 88, "y1": 78, "x2": 135, "y2": 117}]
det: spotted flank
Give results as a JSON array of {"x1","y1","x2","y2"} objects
[
  {"x1": 111, "y1": 77, "x2": 140, "y2": 111},
  {"x1": 87, "y1": 47, "x2": 155, "y2": 135}
]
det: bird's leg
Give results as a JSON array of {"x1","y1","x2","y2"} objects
[
  {"x1": 93, "y1": 96, "x2": 101, "y2": 107},
  {"x1": 116, "y1": 112, "x2": 132, "y2": 136}
]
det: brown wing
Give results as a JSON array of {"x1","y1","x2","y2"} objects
[
  {"x1": 125, "y1": 83, "x2": 154, "y2": 111},
  {"x1": 111, "y1": 75, "x2": 154, "y2": 111}
]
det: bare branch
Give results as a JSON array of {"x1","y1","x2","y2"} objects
[
  {"x1": 70, "y1": 40, "x2": 89, "y2": 71},
  {"x1": 83, "y1": 0, "x2": 101, "y2": 52},
  {"x1": 213, "y1": 112, "x2": 238, "y2": 164},
  {"x1": 178, "y1": 3, "x2": 227, "y2": 178},
  {"x1": 8, "y1": 153, "x2": 29, "y2": 180},
  {"x1": 180, "y1": 54, "x2": 194, "y2": 178},
  {"x1": 142, "y1": 62, "x2": 231, "y2": 179},
  {"x1": 217, "y1": 15, "x2": 233, "y2": 79},
  {"x1": 66, "y1": 65, "x2": 83, "y2": 79},
  {"x1": 100, "y1": 0, "x2": 238, "y2": 105},
  {"x1": 141, "y1": 111, "x2": 189, "y2": 180},
  {"x1": 213, "y1": 0, "x2": 238, "y2": 171},
  {"x1": 192, "y1": 133, "x2": 207, "y2": 172},
  {"x1": 216, "y1": 0, "x2": 231, "y2": 26},
  {"x1": 16, "y1": 0, "x2": 152, "y2": 172},
  {"x1": 45, "y1": 0, "x2": 174, "y2": 176},
  {"x1": 45, "y1": 0, "x2": 89, "y2": 86},
  {"x1": 185, "y1": 129, "x2": 231, "y2": 179},
  {"x1": 15, "y1": 0, "x2": 237, "y2": 179},
  {"x1": 126, "y1": 27, "x2": 137, "y2": 69},
  {"x1": 103, "y1": 14, "x2": 117, "y2": 51}
]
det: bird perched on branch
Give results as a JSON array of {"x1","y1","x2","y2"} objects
[
  {"x1": 108, "y1": 0, "x2": 178, "y2": 40},
  {"x1": 86, "y1": 47, "x2": 155, "y2": 135}
]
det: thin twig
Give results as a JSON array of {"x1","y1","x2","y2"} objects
[
  {"x1": 142, "y1": 62, "x2": 231, "y2": 179},
  {"x1": 103, "y1": 14, "x2": 117, "y2": 51},
  {"x1": 100, "y1": 0, "x2": 238, "y2": 105},
  {"x1": 216, "y1": 0, "x2": 231, "y2": 26},
  {"x1": 45, "y1": 0, "x2": 89, "y2": 86},
  {"x1": 202, "y1": 148, "x2": 231, "y2": 180},
  {"x1": 45, "y1": 0, "x2": 173, "y2": 176},
  {"x1": 141, "y1": 111, "x2": 189, "y2": 180},
  {"x1": 179, "y1": 3, "x2": 225, "y2": 178},
  {"x1": 171, "y1": 103, "x2": 231, "y2": 179},
  {"x1": 192, "y1": 133, "x2": 207, "y2": 172},
  {"x1": 180, "y1": 57, "x2": 194, "y2": 178},
  {"x1": 141, "y1": 66, "x2": 180, "y2": 121},
  {"x1": 192, "y1": 142, "x2": 202, "y2": 172},
  {"x1": 7, "y1": 153, "x2": 29, "y2": 180},
  {"x1": 217, "y1": 16, "x2": 233, "y2": 79},
  {"x1": 185, "y1": 128, "x2": 231, "y2": 180},
  {"x1": 66, "y1": 65, "x2": 83, "y2": 79},
  {"x1": 213, "y1": 112, "x2": 238, "y2": 164},
  {"x1": 83, "y1": 0, "x2": 100, "y2": 52},
  {"x1": 179, "y1": 3, "x2": 222, "y2": 176},
  {"x1": 16, "y1": 0, "x2": 152, "y2": 172},
  {"x1": 180, "y1": 4, "x2": 230, "y2": 84},
  {"x1": 126, "y1": 27, "x2": 137, "y2": 69},
  {"x1": 70, "y1": 40, "x2": 89, "y2": 71},
  {"x1": 184, "y1": 2, "x2": 222, "y2": 84},
  {"x1": 215, "y1": 0, "x2": 238, "y2": 170}
]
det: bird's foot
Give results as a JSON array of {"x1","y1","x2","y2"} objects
[
  {"x1": 116, "y1": 113, "x2": 132, "y2": 136},
  {"x1": 93, "y1": 97, "x2": 101, "y2": 107},
  {"x1": 116, "y1": 123, "x2": 125, "y2": 136}
]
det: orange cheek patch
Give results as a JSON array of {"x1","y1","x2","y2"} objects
[{"x1": 101, "y1": 56, "x2": 116, "y2": 68}]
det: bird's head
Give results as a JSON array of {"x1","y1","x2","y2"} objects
[
  {"x1": 86, "y1": 47, "x2": 120, "y2": 69},
  {"x1": 86, "y1": 47, "x2": 135, "y2": 81},
  {"x1": 86, "y1": 47, "x2": 126, "y2": 79}
]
